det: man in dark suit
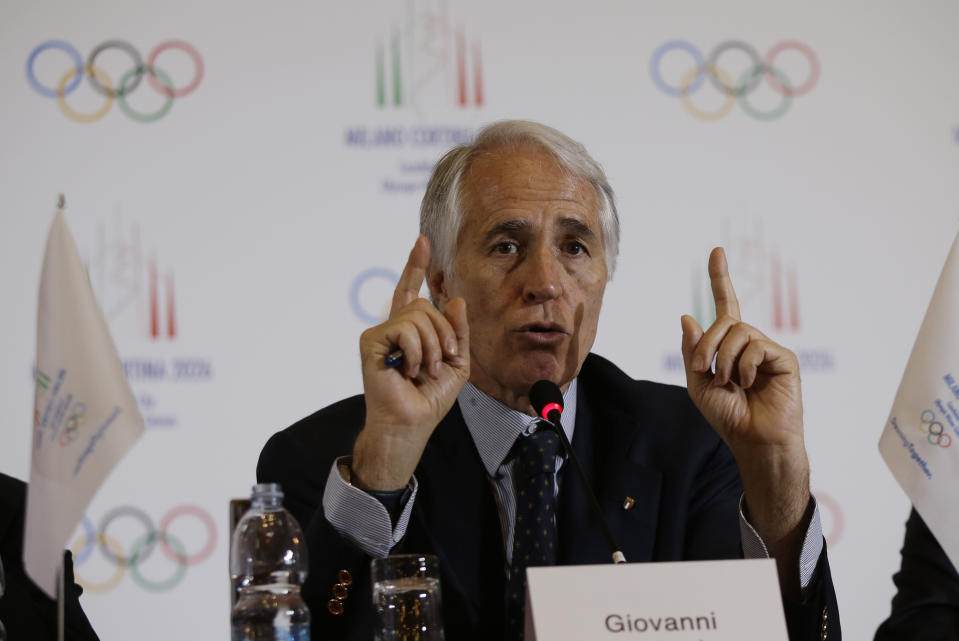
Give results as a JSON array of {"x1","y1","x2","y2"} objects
[
  {"x1": 0, "y1": 472, "x2": 99, "y2": 641},
  {"x1": 874, "y1": 509, "x2": 959, "y2": 639},
  {"x1": 258, "y1": 120, "x2": 839, "y2": 640}
]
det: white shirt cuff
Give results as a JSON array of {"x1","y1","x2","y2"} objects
[
  {"x1": 321, "y1": 456, "x2": 418, "y2": 559},
  {"x1": 738, "y1": 495, "x2": 824, "y2": 594}
]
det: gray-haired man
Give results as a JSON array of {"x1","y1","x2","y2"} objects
[{"x1": 259, "y1": 120, "x2": 839, "y2": 640}]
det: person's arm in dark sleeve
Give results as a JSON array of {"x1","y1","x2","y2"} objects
[
  {"x1": 258, "y1": 427, "x2": 417, "y2": 641},
  {"x1": 0, "y1": 473, "x2": 99, "y2": 641},
  {"x1": 683, "y1": 433, "x2": 840, "y2": 640}
]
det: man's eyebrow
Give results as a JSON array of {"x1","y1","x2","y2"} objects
[
  {"x1": 482, "y1": 217, "x2": 598, "y2": 242},
  {"x1": 483, "y1": 219, "x2": 530, "y2": 241},
  {"x1": 558, "y1": 217, "x2": 597, "y2": 239}
]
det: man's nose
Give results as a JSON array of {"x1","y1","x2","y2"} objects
[{"x1": 522, "y1": 246, "x2": 563, "y2": 303}]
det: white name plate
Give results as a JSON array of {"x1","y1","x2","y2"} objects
[{"x1": 526, "y1": 558, "x2": 788, "y2": 641}]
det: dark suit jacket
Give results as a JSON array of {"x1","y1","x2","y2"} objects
[
  {"x1": 258, "y1": 353, "x2": 839, "y2": 640},
  {"x1": 0, "y1": 472, "x2": 99, "y2": 641},
  {"x1": 874, "y1": 509, "x2": 959, "y2": 640}
]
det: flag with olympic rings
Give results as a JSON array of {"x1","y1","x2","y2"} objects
[
  {"x1": 880, "y1": 230, "x2": 959, "y2": 571},
  {"x1": 25, "y1": 203, "x2": 145, "y2": 597}
]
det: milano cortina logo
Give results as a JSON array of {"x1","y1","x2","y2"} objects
[
  {"x1": 372, "y1": 1, "x2": 484, "y2": 111},
  {"x1": 375, "y1": 24, "x2": 483, "y2": 110},
  {"x1": 344, "y1": 1, "x2": 485, "y2": 192},
  {"x1": 690, "y1": 226, "x2": 801, "y2": 332},
  {"x1": 89, "y1": 218, "x2": 177, "y2": 341},
  {"x1": 85, "y1": 216, "x2": 213, "y2": 429}
]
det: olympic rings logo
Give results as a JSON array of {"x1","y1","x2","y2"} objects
[
  {"x1": 649, "y1": 40, "x2": 820, "y2": 121},
  {"x1": 919, "y1": 410, "x2": 952, "y2": 448},
  {"x1": 69, "y1": 504, "x2": 217, "y2": 593},
  {"x1": 59, "y1": 402, "x2": 86, "y2": 447},
  {"x1": 26, "y1": 40, "x2": 203, "y2": 123}
]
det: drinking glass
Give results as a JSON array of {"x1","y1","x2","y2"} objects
[{"x1": 371, "y1": 554, "x2": 444, "y2": 641}]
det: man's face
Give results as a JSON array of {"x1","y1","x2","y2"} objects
[{"x1": 429, "y1": 145, "x2": 609, "y2": 411}]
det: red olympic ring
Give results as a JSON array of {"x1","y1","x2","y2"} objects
[
  {"x1": 764, "y1": 40, "x2": 821, "y2": 97},
  {"x1": 146, "y1": 40, "x2": 204, "y2": 98},
  {"x1": 158, "y1": 504, "x2": 218, "y2": 565}
]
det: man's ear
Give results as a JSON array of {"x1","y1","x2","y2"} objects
[{"x1": 427, "y1": 265, "x2": 450, "y2": 308}]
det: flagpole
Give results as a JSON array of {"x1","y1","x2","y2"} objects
[
  {"x1": 53, "y1": 193, "x2": 66, "y2": 641},
  {"x1": 57, "y1": 556, "x2": 64, "y2": 641}
]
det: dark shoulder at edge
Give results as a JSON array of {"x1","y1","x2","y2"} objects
[{"x1": 263, "y1": 393, "x2": 368, "y2": 454}]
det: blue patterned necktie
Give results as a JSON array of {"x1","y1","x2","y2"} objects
[{"x1": 506, "y1": 425, "x2": 561, "y2": 640}]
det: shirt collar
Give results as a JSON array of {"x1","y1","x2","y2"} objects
[{"x1": 457, "y1": 379, "x2": 578, "y2": 477}]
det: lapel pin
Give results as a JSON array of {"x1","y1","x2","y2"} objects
[{"x1": 623, "y1": 496, "x2": 635, "y2": 511}]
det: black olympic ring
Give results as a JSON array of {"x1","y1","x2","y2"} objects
[
  {"x1": 26, "y1": 39, "x2": 203, "y2": 123},
  {"x1": 920, "y1": 410, "x2": 952, "y2": 448},
  {"x1": 86, "y1": 40, "x2": 145, "y2": 98},
  {"x1": 97, "y1": 505, "x2": 157, "y2": 567},
  {"x1": 649, "y1": 39, "x2": 820, "y2": 121},
  {"x1": 71, "y1": 504, "x2": 217, "y2": 593},
  {"x1": 707, "y1": 41, "x2": 763, "y2": 97}
]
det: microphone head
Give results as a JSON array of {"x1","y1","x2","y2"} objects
[{"x1": 530, "y1": 380, "x2": 564, "y2": 420}]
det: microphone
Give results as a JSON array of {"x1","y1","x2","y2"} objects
[{"x1": 529, "y1": 380, "x2": 627, "y2": 564}]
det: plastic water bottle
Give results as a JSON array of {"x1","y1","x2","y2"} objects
[{"x1": 231, "y1": 483, "x2": 310, "y2": 641}]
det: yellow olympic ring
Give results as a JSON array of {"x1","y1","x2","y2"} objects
[
  {"x1": 70, "y1": 532, "x2": 126, "y2": 593},
  {"x1": 680, "y1": 65, "x2": 735, "y2": 122},
  {"x1": 56, "y1": 65, "x2": 114, "y2": 124}
]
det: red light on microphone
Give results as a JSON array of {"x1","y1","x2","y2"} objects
[{"x1": 540, "y1": 402, "x2": 562, "y2": 420}]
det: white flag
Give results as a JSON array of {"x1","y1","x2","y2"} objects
[
  {"x1": 879, "y1": 230, "x2": 959, "y2": 570},
  {"x1": 25, "y1": 210, "x2": 145, "y2": 597}
]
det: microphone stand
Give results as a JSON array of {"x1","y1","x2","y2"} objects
[{"x1": 541, "y1": 409, "x2": 627, "y2": 564}]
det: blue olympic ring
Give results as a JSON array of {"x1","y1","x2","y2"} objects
[
  {"x1": 649, "y1": 40, "x2": 706, "y2": 97},
  {"x1": 350, "y1": 267, "x2": 399, "y2": 325},
  {"x1": 74, "y1": 514, "x2": 96, "y2": 564},
  {"x1": 27, "y1": 40, "x2": 83, "y2": 98}
]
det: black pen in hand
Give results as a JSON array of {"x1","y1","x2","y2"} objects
[{"x1": 384, "y1": 349, "x2": 404, "y2": 368}]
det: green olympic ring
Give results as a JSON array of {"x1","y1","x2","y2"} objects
[
  {"x1": 128, "y1": 531, "x2": 188, "y2": 592},
  {"x1": 737, "y1": 65, "x2": 793, "y2": 121},
  {"x1": 117, "y1": 66, "x2": 174, "y2": 123}
]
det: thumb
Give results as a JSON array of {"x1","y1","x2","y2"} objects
[
  {"x1": 680, "y1": 314, "x2": 709, "y2": 391},
  {"x1": 445, "y1": 297, "x2": 470, "y2": 367}
]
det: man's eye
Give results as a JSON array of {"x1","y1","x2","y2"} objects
[
  {"x1": 565, "y1": 241, "x2": 588, "y2": 256},
  {"x1": 492, "y1": 241, "x2": 519, "y2": 255}
]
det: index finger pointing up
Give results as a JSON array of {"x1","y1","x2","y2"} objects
[
  {"x1": 708, "y1": 247, "x2": 741, "y2": 321},
  {"x1": 390, "y1": 235, "x2": 431, "y2": 317}
]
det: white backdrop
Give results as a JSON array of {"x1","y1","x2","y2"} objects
[{"x1": 2, "y1": 1, "x2": 958, "y2": 639}]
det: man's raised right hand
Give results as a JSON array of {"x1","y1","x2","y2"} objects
[{"x1": 350, "y1": 236, "x2": 470, "y2": 491}]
